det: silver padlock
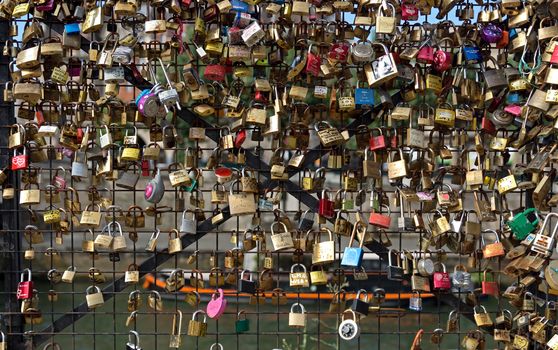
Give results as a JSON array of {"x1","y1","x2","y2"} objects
[
  {"x1": 180, "y1": 209, "x2": 197, "y2": 234},
  {"x1": 157, "y1": 58, "x2": 181, "y2": 112},
  {"x1": 338, "y1": 309, "x2": 360, "y2": 340},
  {"x1": 532, "y1": 212, "x2": 558, "y2": 257},
  {"x1": 409, "y1": 291, "x2": 422, "y2": 311},
  {"x1": 126, "y1": 330, "x2": 142, "y2": 350},
  {"x1": 71, "y1": 150, "x2": 88, "y2": 178}
]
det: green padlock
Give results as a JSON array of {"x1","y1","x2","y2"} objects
[
  {"x1": 341, "y1": 190, "x2": 354, "y2": 210},
  {"x1": 183, "y1": 169, "x2": 201, "y2": 193},
  {"x1": 235, "y1": 310, "x2": 250, "y2": 333},
  {"x1": 508, "y1": 208, "x2": 539, "y2": 240}
]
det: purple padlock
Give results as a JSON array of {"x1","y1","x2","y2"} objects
[
  {"x1": 68, "y1": 58, "x2": 82, "y2": 77},
  {"x1": 137, "y1": 91, "x2": 159, "y2": 117},
  {"x1": 36, "y1": 0, "x2": 55, "y2": 12},
  {"x1": 62, "y1": 148, "x2": 74, "y2": 159},
  {"x1": 481, "y1": 24, "x2": 503, "y2": 44}
]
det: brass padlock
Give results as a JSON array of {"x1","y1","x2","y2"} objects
[{"x1": 188, "y1": 310, "x2": 208, "y2": 337}]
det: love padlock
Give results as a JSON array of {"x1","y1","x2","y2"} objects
[{"x1": 17, "y1": 268, "x2": 33, "y2": 300}]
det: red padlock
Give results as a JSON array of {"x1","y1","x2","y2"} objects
[
  {"x1": 552, "y1": 45, "x2": 558, "y2": 65},
  {"x1": 433, "y1": 263, "x2": 451, "y2": 290},
  {"x1": 11, "y1": 147, "x2": 28, "y2": 170},
  {"x1": 234, "y1": 129, "x2": 247, "y2": 148},
  {"x1": 481, "y1": 114, "x2": 496, "y2": 135},
  {"x1": 368, "y1": 204, "x2": 391, "y2": 229},
  {"x1": 389, "y1": 128, "x2": 398, "y2": 148},
  {"x1": 204, "y1": 64, "x2": 226, "y2": 81},
  {"x1": 76, "y1": 127, "x2": 84, "y2": 144},
  {"x1": 417, "y1": 43, "x2": 435, "y2": 64},
  {"x1": 318, "y1": 189, "x2": 335, "y2": 218},
  {"x1": 401, "y1": 3, "x2": 418, "y2": 21},
  {"x1": 328, "y1": 41, "x2": 350, "y2": 63},
  {"x1": 35, "y1": 108, "x2": 45, "y2": 125},
  {"x1": 369, "y1": 128, "x2": 386, "y2": 150},
  {"x1": 141, "y1": 160, "x2": 150, "y2": 176},
  {"x1": 481, "y1": 270, "x2": 499, "y2": 296},
  {"x1": 17, "y1": 268, "x2": 33, "y2": 300},
  {"x1": 496, "y1": 30, "x2": 509, "y2": 49},
  {"x1": 254, "y1": 90, "x2": 268, "y2": 104},
  {"x1": 306, "y1": 44, "x2": 321, "y2": 77}
]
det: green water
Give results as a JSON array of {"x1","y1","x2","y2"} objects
[{"x1": 21, "y1": 281, "x2": 498, "y2": 349}]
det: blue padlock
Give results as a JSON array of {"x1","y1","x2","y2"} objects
[
  {"x1": 135, "y1": 89, "x2": 151, "y2": 105},
  {"x1": 341, "y1": 222, "x2": 365, "y2": 268},
  {"x1": 355, "y1": 87, "x2": 375, "y2": 107},
  {"x1": 507, "y1": 92, "x2": 521, "y2": 104},
  {"x1": 231, "y1": 0, "x2": 250, "y2": 13},
  {"x1": 463, "y1": 44, "x2": 481, "y2": 64},
  {"x1": 65, "y1": 23, "x2": 81, "y2": 35}
]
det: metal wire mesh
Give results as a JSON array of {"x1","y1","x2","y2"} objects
[{"x1": 0, "y1": 1, "x2": 539, "y2": 349}]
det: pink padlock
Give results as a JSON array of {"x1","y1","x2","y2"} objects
[
  {"x1": 503, "y1": 104, "x2": 522, "y2": 117},
  {"x1": 207, "y1": 288, "x2": 227, "y2": 319},
  {"x1": 432, "y1": 39, "x2": 454, "y2": 72},
  {"x1": 52, "y1": 166, "x2": 67, "y2": 189},
  {"x1": 417, "y1": 44, "x2": 435, "y2": 64}
]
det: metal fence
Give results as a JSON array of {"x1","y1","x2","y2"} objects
[{"x1": 0, "y1": 1, "x2": 538, "y2": 349}]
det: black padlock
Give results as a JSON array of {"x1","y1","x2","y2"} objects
[
  {"x1": 252, "y1": 126, "x2": 264, "y2": 141},
  {"x1": 387, "y1": 250, "x2": 403, "y2": 281},
  {"x1": 239, "y1": 269, "x2": 257, "y2": 294},
  {"x1": 109, "y1": 252, "x2": 121, "y2": 262},
  {"x1": 373, "y1": 288, "x2": 386, "y2": 305},
  {"x1": 107, "y1": 19, "x2": 118, "y2": 33},
  {"x1": 351, "y1": 289, "x2": 370, "y2": 316},
  {"x1": 298, "y1": 210, "x2": 314, "y2": 231}
]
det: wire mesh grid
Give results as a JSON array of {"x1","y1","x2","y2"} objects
[{"x1": 0, "y1": 1, "x2": 543, "y2": 349}]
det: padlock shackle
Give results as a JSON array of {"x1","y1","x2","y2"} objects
[
  {"x1": 290, "y1": 263, "x2": 307, "y2": 273},
  {"x1": 128, "y1": 330, "x2": 140, "y2": 347},
  {"x1": 355, "y1": 289, "x2": 368, "y2": 302},
  {"x1": 480, "y1": 229, "x2": 500, "y2": 245},
  {"x1": 342, "y1": 309, "x2": 357, "y2": 321},
  {"x1": 192, "y1": 309, "x2": 207, "y2": 323},
  {"x1": 538, "y1": 212, "x2": 558, "y2": 238},
  {"x1": 240, "y1": 269, "x2": 252, "y2": 280},
  {"x1": 149, "y1": 290, "x2": 161, "y2": 301},
  {"x1": 473, "y1": 305, "x2": 487, "y2": 314},
  {"x1": 86, "y1": 285, "x2": 101, "y2": 294},
  {"x1": 148, "y1": 229, "x2": 160, "y2": 240},
  {"x1": 290, "y1": 302, "x2": 306, "y2": 313},
  {"x1": 172, "y1": 309, "x2": 183, "y2": 335}
]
